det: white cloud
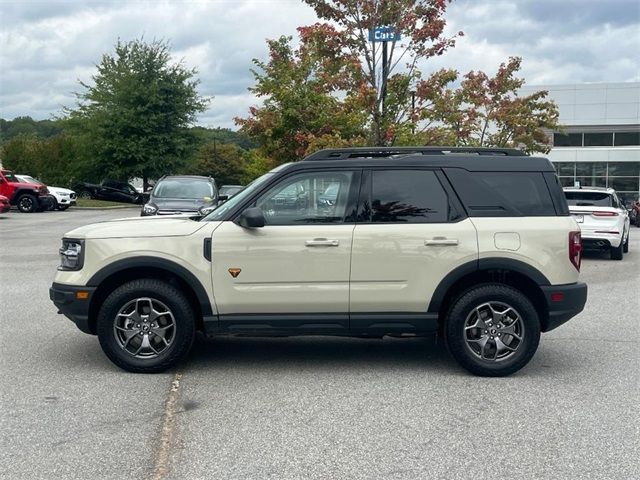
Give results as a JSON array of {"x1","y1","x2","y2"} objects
[{"x1": 1, "y1": 0, "x2": 638, "y2": 128}]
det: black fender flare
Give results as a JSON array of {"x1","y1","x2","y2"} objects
[
  {"x1": 427, "y1": 258, "x2": 551, "y2": 313},
  {"x1": 10, "y1": 188, "x2": 40, "y2": 205},
  {"x1": 87, "y1": 256, "x2": 214, "y2": 316}
]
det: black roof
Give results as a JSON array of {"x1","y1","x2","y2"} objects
[
  {"x1": 293, "y1": 147, "x2": 554, "y2": 172},
  {"x1": 303, "y1": 146, "x2": 527, "y2": 160}
]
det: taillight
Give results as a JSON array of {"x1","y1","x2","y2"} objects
[
  {"x1": 569, "y1": 231, "x2": 582, "y2": 271},
  {"x1": 592, "y1": 211, "x2": 618, "y2": 217}
]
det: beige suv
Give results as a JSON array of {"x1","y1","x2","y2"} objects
[{"x1": 50, "y1": 147, "x2": 587, "y2": 376}]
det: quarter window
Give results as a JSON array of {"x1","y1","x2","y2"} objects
[
  {"x1": 366, "y1": 170, "x2": 449, "y2": 223},
  {"x1": 255, "y1": 171, "x2": 354, "y2": 225}
]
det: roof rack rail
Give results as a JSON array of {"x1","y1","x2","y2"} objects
[{"x1": 302, "y1": 146, "x2": 527, "y2": 161}]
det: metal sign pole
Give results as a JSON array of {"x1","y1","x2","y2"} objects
[{"x1": 382, "y1": 40, "x2": 388, "y2": 117}]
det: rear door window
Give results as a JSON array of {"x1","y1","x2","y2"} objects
[
  {"x1": 363, "y1": 170, "x2": 451, "y2": 223},
  {"x1": 444, "y1": 169, "x2": 556, "y2": 216}
]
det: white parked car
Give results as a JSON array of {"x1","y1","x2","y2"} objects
[
  {"x1": 16, "y1": 175, "x2": 77, "y2": 211},
  {"x1": 563, "y1": 187, "x2": 630, "y2": 260}
]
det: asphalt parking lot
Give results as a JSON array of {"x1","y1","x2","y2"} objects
[{"x1": 1, "y1": 209, "x2": 639, "y2": 480}]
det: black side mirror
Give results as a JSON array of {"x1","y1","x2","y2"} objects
[
  {"x1": 236, "y1": 207, "x2": 265, "y2": 228},
  {"x1": 218, "y1": 194, "x2": 229, "y2": 204}
]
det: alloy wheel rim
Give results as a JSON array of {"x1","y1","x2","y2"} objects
[
  {"x1": 463, "y1": 301, "x2": 524, "y2": 362},
  {"x1": 19, "y1": 197, "x2": 34, "y2": 210},
  {"x1": 113, "y1": 297, "x2": 176, "y2": 359}
]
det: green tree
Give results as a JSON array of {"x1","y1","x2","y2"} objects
[
  {"x1": 239, "y1": 1, "x2": 559, "y2": 156},
  {"x1": 238, "y1": 0, "x2": 459, "y2": 151},
  {"x1": 0, "y1": 117, "x2": 63, "y2": 144},
  {"x1": 191, "y1": 126, "x2": 257, "y2": 150},
  {"x1": 236, "y1": 34, "x2": 368, "y2": 163},
  {"x1": 1, "y1": 132, "x2": 95, "y2": 187},
  {"x1": 241, "y1": 149, "x2": 275, "y2": 184},
  {"x1": 186, "y1": 141, "x2": 247, "y2": 185},
  {"x1": 68, "y1": 38, "x2": 208, "y2": 188},
  {"x1": 1, "y1": 134, "x2": 41, "y2": 174},
  {"x1": 412, "y1": 57, "x2": 559, "y2": 153}
]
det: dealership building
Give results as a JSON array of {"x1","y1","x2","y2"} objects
[{"x1": 521, "y1": 82, "x2": 640, "y2": 204}]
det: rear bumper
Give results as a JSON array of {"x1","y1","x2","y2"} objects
[
  {"x1": 540, "y1": 282, "x2": 588, "y2": 332},
  {"x1": 580, "y1": 231, "x2": 623, "y2": 248},
  {"x1": 49, "y1": 282, "x2": 96, "y2": 334}
]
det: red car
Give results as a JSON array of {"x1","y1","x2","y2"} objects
[{"x1": 0, "y1": 194, "x2": 10, "y2": 213}]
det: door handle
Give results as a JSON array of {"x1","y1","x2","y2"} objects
[
  {"x1": 425, "y1": 237, "x2": 459, "y2": 246},
  {"x1": 305, "y1": 238, "x2": 340, "y2": 247}
]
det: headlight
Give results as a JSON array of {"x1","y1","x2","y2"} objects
[
  {"x1": 143, "y1": 203, "x2": 157, "y2": 214},
  {"x1": 59, "y1": 239, "x2": 84, "y2": 271},
  {"x1": 198, "y1": 205, "x2": 217, "y2": 216}
]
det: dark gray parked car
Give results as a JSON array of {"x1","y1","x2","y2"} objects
[{"x1": 141, "y1": 175, "x2": 220, "y2": 216}]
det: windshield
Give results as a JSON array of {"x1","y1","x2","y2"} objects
[
  {"x1": 153, "y1": 178, "x2": 213, "y2": 199},
  {"x1": 203, "y1": 172, "x2": 275, "y2": 221},
  {"x1": 2, "y1": 171, "x2": 20, "y2": 182},
  {"x1": 18, "y1": 175, "x2": 42, "y2": 185},
  {"x1": 220, "y1": 186, "x2": 243, "y2": 196},
  {"x1": 565, "y1": 191, "x2": 612, "y2": 207}
]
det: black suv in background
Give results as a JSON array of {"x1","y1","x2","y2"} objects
[
  {"x1": 75, "y1": 179, "x2": 145, "y2": 204},
  {"x1": 141, "y1": 175, "x2": 220, "y2": 216}
]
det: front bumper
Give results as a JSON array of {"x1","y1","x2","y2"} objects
[
  {"x1": 39, "y1": 194, "x2": 56, "y2": 210},
  {"x1": 540, "y1": 282, "x2": 588, "y2": 332},
  {"x1": 49, "y1": 282, "x2": 97, "y2": 334},
  {"x1": 56, "y1": 196, "x2": 76, "y2": 206}
]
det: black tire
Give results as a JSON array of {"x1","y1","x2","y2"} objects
[
  {"x1": 623, "y1": 232, "x2": 629, "y2": 253},
  {"x1": 57, "y1": 205, "x2": 69, "y2": 211},
  {"x1": 16, "y1": 193, "x2": 38, "y2": 213},
  {"x1": 78, "y1": 190, "x2": 92, "y2": 200},
  {"x1": 445, "y1": 284, "x2": 541, "y2": 377},
  {"x1": 49, "y1": 199, "x2": 58, "y2": 211},
  {"x1": 97, "y1": 279, "x2": 196, "y2": 373},
  {"x1": 611, "y1": 241, "x2": 623, "y2": 260}
]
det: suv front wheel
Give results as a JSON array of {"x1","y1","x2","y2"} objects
[
  {"x1": 97, "y1": 279, "x2": 196, "y2": 373},
  {"x1": 16, "y1": 193, "x2": 38, "y2": 213},
  {"x1": 445, "y1": 284, "x2": 541, "y2": 377}
]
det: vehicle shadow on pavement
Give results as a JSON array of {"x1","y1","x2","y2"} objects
[
  {"x1": 581, "y1": 250, "x2": 615, "y2": 260},
  {"x1": 183, "y1": 334, "x2": 462, "y2": 375}
]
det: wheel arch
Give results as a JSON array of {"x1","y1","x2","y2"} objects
[
  {"x1": 86, "y1": 257, "x2": 214, "y2": 334},
  {"x1": 11, "y1": 187, "x2": 39, "y2": 205},
  {"x1": 429, "y1": 258, "x2": 550, "y2": 331}
]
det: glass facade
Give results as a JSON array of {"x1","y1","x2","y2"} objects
[
  {"x1": 553, "y1": 131, "x2": 640, "y2": 147},
  {"x1": 554, "y1": 161, "x2": 640, "y2": 205}
]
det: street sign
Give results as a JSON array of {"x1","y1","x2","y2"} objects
[{"x1": 369, "y1": 26, "x2": 401, "y2": 42}]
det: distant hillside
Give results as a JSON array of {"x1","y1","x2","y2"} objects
[
  {"x1": 0, "y1": 117, "x2": 63, "y2": 143},
  {"x1": 0, "y1": 117, "x2": 255, "y2": 150},
  {"x1": 191, "y1": 126, "x2": 257, "y2": 150}
]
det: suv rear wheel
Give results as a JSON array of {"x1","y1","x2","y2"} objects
[
  {"x1": 611, "y1": 240, "x2": 624, "y2": 260},
  {"x1": 445, "y1": 284, "x2": 541, "y2": 377},
  {"x1": 97, "y1": 279, "x2": 196, "y2": 373}
]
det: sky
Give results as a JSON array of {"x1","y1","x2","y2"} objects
[{"x1": 1, "y1": 0, "x2": 639, "y2": 129}]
